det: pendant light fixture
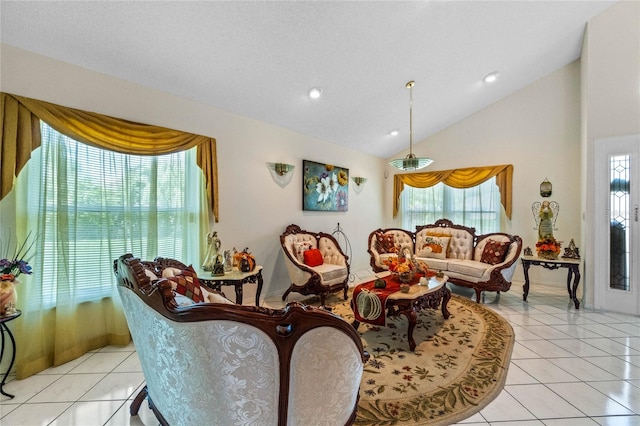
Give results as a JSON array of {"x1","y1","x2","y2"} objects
[{"x1": 389, "y1": 81, "x2": 433, "y2": 171}]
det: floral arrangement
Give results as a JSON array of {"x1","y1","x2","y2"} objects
[
  {"x1": 385, "y1": 257, "x2": 414, "y2": 274},
  {"x1": 1, "y1": 232, "x2": 36, "y2": 282},
  {"x1": 535, "y1": 237, "x2": 561, "y2": 259}
]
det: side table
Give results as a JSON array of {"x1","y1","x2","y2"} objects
[
  {"x1": 197, "y1": 266, "x2": 263, "y2": 306},
  {"x1": 521, "y1": 256, "x2": 581, "y2": 309},
  {"x1": 1, "y1": 310, "x2": 21, "y2": 399}
]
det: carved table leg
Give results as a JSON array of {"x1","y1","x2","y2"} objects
[
  {"x1": 567, "y1": 265, "x2": 581, "y2": 309},
  {"x1": 234, "y1": 283, "x2": 244, "y2": 305},
  {"x1": 255, "y1": 271, "x2": 263, "y2": 306},
  {"x1": 522, "y1": 259, "x2": 531, "y2": 301},
  {"x1": 441, "y1": 287, "x2": 451, "y2": 319},
  {"x1": 397, "y1": 304, "x2": 418, "y2": 351}
]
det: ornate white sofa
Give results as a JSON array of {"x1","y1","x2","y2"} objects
[
  {"x1": 280, "y1": 224, "x2": 350, "y2": 305},
  {"x1": 368, "y1": 219, "x2": 522, "y2": 302},
  {"x1": 114, "y1": 254, "x2": 367, "y2": 426}
]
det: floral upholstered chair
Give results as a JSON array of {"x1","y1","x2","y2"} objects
[
  {"x1": 113, "y1": 253, "x2": 367, "y2": 426},
  {"x1": 280, "y1": 224, "x2": 350, "y2": 306}
]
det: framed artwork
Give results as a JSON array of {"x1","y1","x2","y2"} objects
[{"x1": 302, "y1": 160, "x2": 349, "y2": 211}]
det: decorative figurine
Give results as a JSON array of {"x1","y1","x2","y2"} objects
[
  {"x1": 213, "y1": 254, "x2": 225, "y2": 276},
  {"x1": 523, "y1": 246, "x2": 533, "y2": 256},
  {"x1": 532, "y1": 200, "x2": 559, "y2": 239},
  {"x1": 562, "y1": 239, "x2": 581, "y2": 259},
  {"x1": 202, "y1": 231, "x2": 221, "y2": 271},
  {"x1": 223, "y1": 250, "x2": 233, "y2": 272}
]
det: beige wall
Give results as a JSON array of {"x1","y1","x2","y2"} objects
[
  {"x1": 0, "y1": 44, "x2": 387, "y2": 301},
  {"x1": 582, "y1": 1, "x2": 640, "y2": 308},
  {"x1": 387, "y1": 61, "x2": 583, "y2": 286}
]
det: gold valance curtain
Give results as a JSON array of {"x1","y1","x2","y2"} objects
[
  {"x1": 0, "y1": 93, "x2": 218, "y2": 221},
  {"x1": 393, "y1": 164, "x2": 513, "y2": 219}
]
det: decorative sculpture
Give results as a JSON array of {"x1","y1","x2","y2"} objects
[
  {"x1": 213, "y1": 254, "x2": 225, "y2": 276},
  {"x1": 562, "y1": 239, "x2": 581, "y2": 259},
  {"x1": 532, "y1": 200, "x2": 559, "y2": 239},
  {"x1": 202, "y1": 231, "x2": 221, "y2": 271}
]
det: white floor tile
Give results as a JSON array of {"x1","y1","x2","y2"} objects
[
  {"x1": 592, "y1": 415, "x2": 640, "y2": 426},
  {"x1": 582, "y1": 338, "x2": 640, "y2": 356},
  {"x1": 513, "y1": 358, "x2": 580, "y2": 383},
  {"x1": 29, "y1": 373, "x2": 106, "y2": 403},
  {"x1": 0, "y1": 373, "x2": 63, "y2": 404},
  {"x1": 0, "y1": 402, "x2": 72, "y2": 425},
  {"x1": 479, "y1": 388, "x2": 536, "y2": 422},
  {"x1": 79, "y1": 372, "x2": 144, "y2": 401},
  {"x1": 549, "y1": 358, "x2": 621, "y2": 381},
  {"x1": 584, "y1": 357, "x2": 640, "y2": 380},
  {"x1": 69, "y1": 352, "x2": 131, "y2": 374},
  {"x1": 543, "y1": 418, "x2": 600, "y2": 425},
  {"x1": 587, "y1": 380, "x2": 640, "y2": 414},
  {"x1": 505, "y1": 363, "x2": 539, "y2": 385},
  {"x1": 506, "y1": 384, "x2": 585, "y2": 419},
  {"x1": 550, "y1": 338, "x2": 614, "y2": 357},
  {"x1": 518, "y1": 339, "x2": 579, "y2": 358},
  {"x1": 49, "y1": 400, "x2": 127, "y2": 426},
  {"x1": 546, "y1": 382, "x2": 633, "y2": 416}
]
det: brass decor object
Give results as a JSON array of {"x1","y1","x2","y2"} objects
[{"x1": 389, "y1": 81, "x2": 433, "y2": 171}]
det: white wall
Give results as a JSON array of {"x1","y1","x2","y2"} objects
[
  {"x1": 582, "y1": 1, "x2": 640, "y2": 308},
  {"x1": 0, "y1": 44, "x2": 387, "y2": 303},
  {"x1": 386, "y1": 61, "x2": 583, "y2": 287}
]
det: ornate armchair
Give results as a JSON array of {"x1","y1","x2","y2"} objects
[
  {"x1": 113, "y1": 254, "x2": 367, "y2": 426},
  {"x1": 280, "y1": 224, "x2": 350, "y2": 305}
]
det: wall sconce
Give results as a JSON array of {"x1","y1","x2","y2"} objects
[
  {"x1": 352, "y1": 177, "x2": 367, "y2": 187},
  {"x1": 267, "y1": 162, "x2": 295, "y2": 176}
]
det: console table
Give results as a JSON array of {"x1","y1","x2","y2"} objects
[
  {"x1": 1, "y1": 310, "x2": 21, "y2": 399},
  {"x1": 521, "y1": 256, "x2": 581, "y2": 309},
  {"x1": 197, "y1": 266, "x2": 263, "y2": 306},
  {"x1": 351, "y1": 273, "x2": 450, "y2": 351}
]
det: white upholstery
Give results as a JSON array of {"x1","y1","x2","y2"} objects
[
  {"x1": 118, "y1": 287, "x2": 280, "y2": 426},
  {"x1": 288, "y1": 327, "x2": 364, "y2": 425},
  {"x1": 282, "y1": 233, "x2": 348, "y2": 286}
]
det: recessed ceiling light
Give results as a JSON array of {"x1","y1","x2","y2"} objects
[
  {"x1": 483, "y1": 71, "x2": 499, "y2": 83},
  {"x1": 389, "y1": 130, "x2": 399, "y2": 136},
  {"x1": 308, "y1": 87, "x2": 322, "y2": 99}
]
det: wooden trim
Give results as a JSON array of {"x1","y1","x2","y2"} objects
[{"x1": 114, "y1": 254, "x2": 366, "y2": 425}]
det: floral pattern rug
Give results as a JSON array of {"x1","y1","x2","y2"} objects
[{"x1": 325, "y1": 292, "x2": 514, "y2": 426}]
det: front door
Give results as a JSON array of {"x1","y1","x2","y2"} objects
[{"x1": 594, "y1": 134, "x2": 639, "y2": 315}]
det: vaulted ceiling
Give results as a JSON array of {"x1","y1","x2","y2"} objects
[{"x1": 0, "y1": 1, "x2": 617, "y2": 158}]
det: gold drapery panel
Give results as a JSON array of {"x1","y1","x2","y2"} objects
[
  {"x1": 393, "y1": 164, "x2": 513, "y2": 219},
  {"x1": 0, "y1": 92, "x2": 218, "y2": 221}
]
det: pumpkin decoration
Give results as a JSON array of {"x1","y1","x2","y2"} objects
[
  {"x1": 234, "y1": 248, "x2": 256, "y2": 272},
  {"x1": 374, "y1": 278, "x2": 387, "y2": 289}
]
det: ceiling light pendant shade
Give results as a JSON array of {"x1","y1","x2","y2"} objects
[{"x1": 389, "y1": 81, "x2": 433, "y2": 171}]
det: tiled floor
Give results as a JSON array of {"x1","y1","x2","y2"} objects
[{"x1": 1, "y1": 281, "x2": 639, "y2": 425}]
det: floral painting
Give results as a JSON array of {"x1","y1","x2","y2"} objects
[{"x1": 302, "y1": 160, "x2": 349, "y2": 212}]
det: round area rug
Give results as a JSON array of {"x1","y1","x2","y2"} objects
[{"x1": 325, "y1": 292, "x2": 514, "y2": 426}]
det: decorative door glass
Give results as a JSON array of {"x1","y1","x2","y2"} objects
[{"x1": 609, "y1": 155, "x2": 630, "y2": 291}]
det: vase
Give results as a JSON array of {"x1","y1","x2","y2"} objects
[{"x1": 0, "y1": 279, "x2": 18, "y2": 317}]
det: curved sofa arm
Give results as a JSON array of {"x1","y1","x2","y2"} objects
[
  {"x1": 475, "y1": 233, "x2": 523, "y2": 280},
  {"x1": 115, "y1": 254, "x2": 367, "y2": 426}
]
